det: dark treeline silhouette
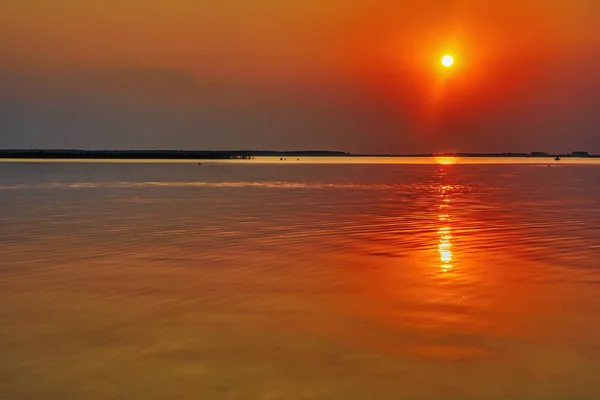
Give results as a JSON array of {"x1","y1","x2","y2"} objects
[
  {"x1": 440, "y1": 151, "x2": 596, "y2": 158},
  {"x1": 0, "y1": 149, "x2": 348, "y2": 159},
  {"x1": 354, "y1": 151, "x2": 597, "y2": 158},
  {"x1": 0, "y1": 149, "x2": 245, "y2": 159},
  {"x1": 0, "y1": 149, "x2": 596, "y2": 159}
]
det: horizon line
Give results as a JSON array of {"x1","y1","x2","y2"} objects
[{"x1": 0, "y1": 148, "x2": 596, "y2": 156}]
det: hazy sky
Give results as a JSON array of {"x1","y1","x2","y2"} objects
[{"x1": 1, "y1": 0, "x2": 599, "y2": 153}]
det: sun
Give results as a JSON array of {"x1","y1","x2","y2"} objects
[{"x1": 441, "y1": 55, "x2": 454, "y2": 67}]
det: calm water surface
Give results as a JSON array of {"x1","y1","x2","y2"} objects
[{"x1": 1, "y1": 160, "x2": 600, "y2": 399}]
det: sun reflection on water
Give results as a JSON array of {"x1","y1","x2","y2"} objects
[
  {"x1": 436, "y1": 157, "x2": 457, "y2": 165},
  {"x1": 438, "y1": 224, "x2": 453, "y2": 270},
  {"x1": 437, "y1": 184, "x2": 454, "y2": 271}
]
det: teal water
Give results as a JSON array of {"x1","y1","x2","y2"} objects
[{"x1": 1, "y1": 161, "x2": 600, "y2": 399}]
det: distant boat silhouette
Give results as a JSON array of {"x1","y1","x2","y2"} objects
[{"x1": 555, "y1": 156, "x2": 561, "y2": 161}]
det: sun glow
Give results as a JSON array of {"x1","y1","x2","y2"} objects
[
  {"x1": 436, "y1": 157, "x2": 457, "y2": 165},
  {"x1": 441, "y1": 55, "x2": 454, "y2": 67}
]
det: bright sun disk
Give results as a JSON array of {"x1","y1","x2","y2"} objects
[{"x1": 442, "y1": 55, "x2": 454, "y2": 67}]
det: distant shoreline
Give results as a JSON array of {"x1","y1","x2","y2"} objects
[{"x1": 0, "y1": 149, "x2": 597, "y2": 159}]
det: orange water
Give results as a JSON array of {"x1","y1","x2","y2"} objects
[{"x1": 1, "y1": 161, "x2": 599, "y2": 399}]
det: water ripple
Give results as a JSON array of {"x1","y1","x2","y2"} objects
[{"x1": 1, "y1": 162, "x2": 600, "y2": 399}]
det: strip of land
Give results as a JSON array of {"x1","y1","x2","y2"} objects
[
  {"x1": 0, "y1": 149, "x2": 596, "y2": 159},
  {"x1": 0, "y1": 149, "x2": 347, "y2": 159}
]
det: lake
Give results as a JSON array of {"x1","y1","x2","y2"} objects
[{"x1": 1, "y1": 158, "x2": 600, "y2": 399}]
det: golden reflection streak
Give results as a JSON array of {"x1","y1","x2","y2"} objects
[
  {"x1": 437, "y1": 184, "x2": 454, "y2": 271},
  {"x1": 436, "y1": 156, "x2": 457, "y2": 165}
]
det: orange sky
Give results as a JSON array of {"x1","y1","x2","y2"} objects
[
  {"x1": 1, "y1": 0, "x2": 599, "y2": 152},
  {"x1": 3, "y1": 1, "x2": 596, "y2": 74}
]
